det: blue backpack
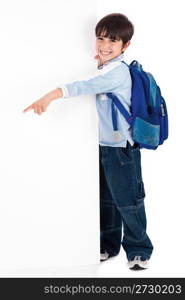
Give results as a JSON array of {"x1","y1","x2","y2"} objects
[{"x1": 107, "y1": 60, "x2": 168, "y2": 150}]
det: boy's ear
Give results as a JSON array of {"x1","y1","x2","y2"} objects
[{"x1": 122, "y1": 40, "x2": 131, "y2": 52}]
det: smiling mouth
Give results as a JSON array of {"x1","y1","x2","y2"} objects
[{"x1": 100, "y1": 51, "x2": 112, "y2": 55}]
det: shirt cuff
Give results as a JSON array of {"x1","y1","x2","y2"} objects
[{"x1": 57, "y1": 84, "x2": 69, "y2": 98}]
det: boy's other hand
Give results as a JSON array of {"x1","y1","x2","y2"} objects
[{"x1": 94, "y1": 54, "x2": 103, "y2": 67}]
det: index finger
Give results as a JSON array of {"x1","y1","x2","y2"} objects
[{"x1": 22, "y1": 104, "x2": 33, "y2": 113}]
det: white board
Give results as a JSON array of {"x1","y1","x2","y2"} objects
[{"x1": 0, "y1": 0, "x2": 100, "y2": 275}]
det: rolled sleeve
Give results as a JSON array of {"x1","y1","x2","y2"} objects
[{"x1": 58, "y1": 85, "x2": 69, "y2": 98}]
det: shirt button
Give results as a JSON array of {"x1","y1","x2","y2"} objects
[{"x1": 100, "y1": 94, "x2": 107, "y2": 101}]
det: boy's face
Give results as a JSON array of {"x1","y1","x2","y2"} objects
[{"x1": 95, "y1": 34, "x2": 130, "y2": 64}]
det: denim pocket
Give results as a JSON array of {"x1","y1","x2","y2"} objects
[{"x1": 117, "y1": 147, "x2": 133, "y2": 165}]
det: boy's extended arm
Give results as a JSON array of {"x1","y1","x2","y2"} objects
[
  {"x1": 58, "y1": 63, "x2": 125, "y2": 98},
  {"x1": 23, "y1": 61, "x2": 126, "y2": 115}
]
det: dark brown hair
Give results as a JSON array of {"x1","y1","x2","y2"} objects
[{"x1": 95, "y1": 13, "x2": 134, "y2": 45}]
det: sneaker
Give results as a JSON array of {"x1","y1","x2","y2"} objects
[
  {"x1": 100, "y1": 250, "x2": 109, "y2": 262},
  {"x1": 128, "y1": 255, "x2": 149, "y2": 270}
]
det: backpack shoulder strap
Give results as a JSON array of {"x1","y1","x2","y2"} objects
[
  {"x1": 107, "y1": 93, "x2": 133, "y2": 126},
  {"x1": 121, "y1": 60, "x2": 130, "y2": 68}
]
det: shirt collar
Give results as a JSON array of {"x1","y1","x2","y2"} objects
[
  {"x1": 108, "y1": 52, "x2": 124, "y2": 63},
  {"x1": 98, "y1": 52, "x2": 124, "y2": 69}
]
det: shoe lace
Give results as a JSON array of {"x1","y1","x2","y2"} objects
[
  {"x1": 133, "y1": 255, "x2": 147, "y2": 262},
  {"x1": 134, "y1": 256, "x2": 141, "y2": 261}
]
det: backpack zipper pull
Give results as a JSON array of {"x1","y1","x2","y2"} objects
[{"x1": 161, "y1": 104, "x2": 165, "y2": 116}]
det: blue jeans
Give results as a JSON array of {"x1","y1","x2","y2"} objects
[{"x1": 99, "y1": 141, "x2": 153, "y2": 261}]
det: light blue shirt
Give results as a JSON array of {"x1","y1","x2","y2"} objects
[{"x1": 58, "y1": 52, "x2": 134, "y2": 148}]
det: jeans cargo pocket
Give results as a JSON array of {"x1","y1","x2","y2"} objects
[{"x1": 137, "y1": 181, "x2": 146, "y2": 200}]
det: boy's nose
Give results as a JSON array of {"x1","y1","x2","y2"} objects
[{"x1": 101, "y1": 43, "x2": 111, "y2": 50}]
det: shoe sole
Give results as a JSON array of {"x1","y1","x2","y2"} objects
[
  {"x1": 100, "y1": 253, "x2": 117, "y2": 262},
  {"x1": 100, "y1": 258, "x2": 109, "y2": 262},
  {"x1": 129, "y1": 264, "x2": 147, "y2": 270},
  {"x1": 100, "y1": 253, "x2": 119, "y2": 262}
]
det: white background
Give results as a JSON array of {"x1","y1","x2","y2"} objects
[{"x1": 0, "y1": 0, "x2": 185, "y2": 278}]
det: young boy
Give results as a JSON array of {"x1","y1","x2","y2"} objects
[{"x1": 23, "y1": 13, "x2": 153, "y2": 270}]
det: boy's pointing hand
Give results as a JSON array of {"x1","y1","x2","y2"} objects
[
  {"x1": 22, "y1": 96, "x2": 51, "y2": 115},
  {"x1": 22, "y1": 88, "x2": 63, "y2": 115}
]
